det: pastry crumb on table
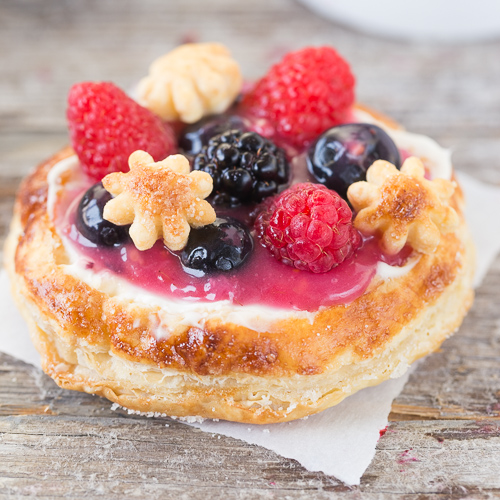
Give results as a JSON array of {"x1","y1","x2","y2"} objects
[{"x1": 1, "y1": 0, "x2": 500, "y2": 497}]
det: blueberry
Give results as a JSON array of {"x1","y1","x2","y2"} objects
[
  {"x1": 179, "y1": 217, "x2": 253, "y2": 275},
  {"x1": 76, "y1": 183, "x2": 129, "y2": 246},
  {"x1": 179, "y1": 115, "x2": 247, "y2": 156},
  {"x1": 307, "y1": 123, "x2": 401, "y2": 200}
]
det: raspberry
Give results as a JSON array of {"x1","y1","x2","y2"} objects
[
  {"x1": 67, "y1": 82, "x2": 176, "y2": 181},
  {"x1": 241, "y1": 47, "x2": 355, "y2": 150},
  {"x1": 255, "y1": 183, "x2": 361, "y2": 273}
]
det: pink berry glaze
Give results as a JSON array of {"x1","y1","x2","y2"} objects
[
  {"x1": 56, "y1": 174, "x2": 410, "y2": 312},
  {"x1": 54, "y1": 107, "x2": 416, "y2": 312}
]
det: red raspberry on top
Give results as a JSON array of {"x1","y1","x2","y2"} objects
[
  {"x1": 241, "y1": 47, "x2": 355, "y2": 150},
  {"x1": 255, "y1": 183, "x2": 361, "y2": 273},
  {"x1": 67, "y1": 82, "x2": 176, "y2": 181}
]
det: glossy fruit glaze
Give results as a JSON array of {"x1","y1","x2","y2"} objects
[{"x1": 55, "y1": 163, "x2": 410, "y2": 312}]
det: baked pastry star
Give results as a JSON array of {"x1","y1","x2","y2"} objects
[
  {"x1": 347, "y1": 157, "x2": 459, "y2": 255},
  {"x1": 102, "y1": 150, "x2": 216, "y2": 251},
  {"x1": 137, "y1": 42, "x2": 243, "y2": 123}
]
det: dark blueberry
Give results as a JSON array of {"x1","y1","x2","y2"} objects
[
  {"x1": 179, "y1": 115, "x2": 247, "y2": 156},
  {"x1": 193, "y1": 129, "x2": 290, "y2": 206},
  {"x1": 76, "y1": 183, "x2": 129, "y2": 246},
  {"x1": 180, "y1": 217, "x2": 253, "y2": 276},
  {"x1": 307, "y1": 123, "x2": 401, "y2": 200}
]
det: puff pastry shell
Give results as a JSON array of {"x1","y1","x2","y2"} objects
[{"x1": 5, "y1": 110, "x2": 475, "y2": 424}]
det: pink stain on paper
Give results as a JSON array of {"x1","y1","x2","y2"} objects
[{"x1": 397, "y1": 449, "x2": 420, "y2": 465}]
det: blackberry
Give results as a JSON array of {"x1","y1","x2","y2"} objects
[
  {"x1": 307, "y1": 123, "x2": 401, "y2": 201},
  {"x1": 178, "y1": 114, "x2": 247, "y2": 156},
  {"x1": 180, "y1": 217, "x2": 253, "y2": 276},
  {"x1": 76, "y1": 183, "x2": 129, "y2": 246},
  {"x1": 192, "y1": 129, "x2": 289, "y2": 206}
]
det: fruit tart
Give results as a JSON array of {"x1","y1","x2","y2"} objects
[{"x1": 5, "y1": 43, "x2": 475, "y2": 424}]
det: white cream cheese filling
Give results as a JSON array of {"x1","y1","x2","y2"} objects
[
  {"x1": 62, "y1": 251, "x2": 317, "y2": 337},
  {"x1": 47, "y1": 110, "x2": 452, "y2": 334}
]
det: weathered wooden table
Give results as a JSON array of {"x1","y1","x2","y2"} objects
[{"x1": 1, "y1": 1, "x2": 500, "y2": 498}]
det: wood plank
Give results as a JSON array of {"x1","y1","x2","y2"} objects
[
  {"x1": 390, "y1": 256, "x2": 500, "y2": 422},
  {"x1": 365, "y1": 420, "x2": 500, "y2": 497},
  {"x1": 1, "y1": 365, "x2": 499, "y2": 499},
  {"x1": 2, "y1": 1, "x2": 500, "y2": 183}
]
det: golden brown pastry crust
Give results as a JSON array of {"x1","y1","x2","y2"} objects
[{"x1": 5, "y1": 118, "x2": 475, "y2": 424}]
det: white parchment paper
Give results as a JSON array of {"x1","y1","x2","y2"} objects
[{"x1": 1, "y1": 171, "x2": 499, "y2": 485}]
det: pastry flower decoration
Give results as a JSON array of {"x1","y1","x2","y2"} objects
[
  {"x1": 347, "y1": 157, "x2": 459, "y2": 255},
  {"x1": 102, "y1": 150, "x2": 216, "y2": 251},
  {"x1": 137, "y1": 42, "x2": 243, "y2": 123}
]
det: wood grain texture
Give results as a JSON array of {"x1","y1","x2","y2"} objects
[{"x1": 1, "y1": 0, "x2": 500, "y2": 497}]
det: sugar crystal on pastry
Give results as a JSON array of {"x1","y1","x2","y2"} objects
[{"x1": 102, "y1": 150, "x2": 216, "y2": 251}]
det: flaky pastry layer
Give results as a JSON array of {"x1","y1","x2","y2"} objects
[{"x1": 5, "y1": 118, "x2": 475, "y2": 424}]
